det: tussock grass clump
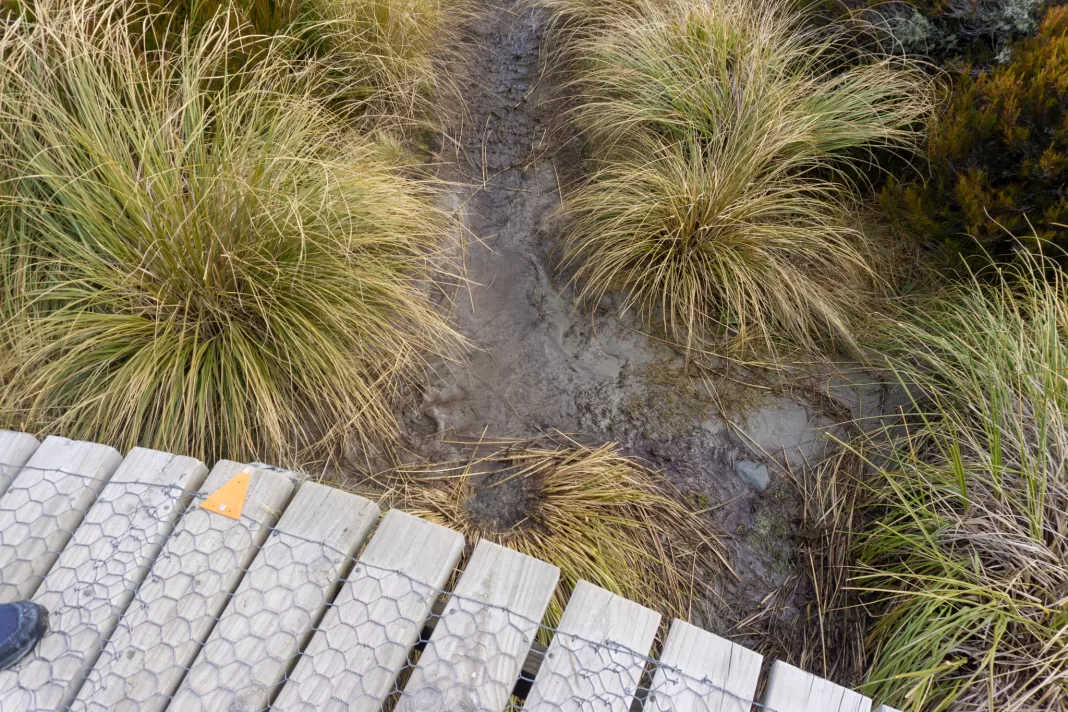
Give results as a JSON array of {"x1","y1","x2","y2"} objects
[
  {"x1": 544, "y1": 0, "x2": 932, "y2": 356},
  {"x1": 849, "y1": 251, "x2": 1068, "y2": 710},
  {"x1": 305, "y1": 0, "x2": 464, "y2": 124},
  {"x1": 389, "y1": 435, "x2": 727, "y2": 628},
  {"x1": 105, "y1": 0, "x2": 463, "y2": 127},
  {"x1": 0, "y1": 11, "x2": 462, "y2": 464}
]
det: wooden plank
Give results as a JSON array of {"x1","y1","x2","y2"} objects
[
  {"x1": 422, "y1": 597, "x2": 552, "y2": 682},
  {"x1": 0, "y1": 448, "x2": 207, "y2": 711},
  {"x1": 396, "y1": 540, "x2": 560, "y2": 712},
  {"x1": 0, "y1": 436, "x2": 122, "y2": 602},
  {"x1": 648, "y1": 620, "x2": 762, "y2": 712},
  {"x1": 762, "y1": 661, "x2": 872, "y2": 712},
  {"x1": 524, "y1": 580, "x2": 660, "y2": 712},
  {"x1": 0, "y1": 430, "x2": 40, "y2": 498},
  {"x1": 272, "y1": 509, "x2": 465, "y2": 712},
  {"x1": 71, "y1": 461, "x2": 294, "y2": 712},
  {"x1": 169, "y1": 482, "x2": 381, "y2": 712},
  {"x1": 873, "y1": 706, "x2": 901, "y2": 712}
]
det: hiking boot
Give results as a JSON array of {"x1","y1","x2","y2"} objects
[{"x1": 0, "y1": 601, "x2": 47, "y2": 669}]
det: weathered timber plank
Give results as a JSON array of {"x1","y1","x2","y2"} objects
[
  {"x1": 524, "y1": 580, "x2": 660, "y2": 712},
  {"x1": 272, "y1": 509, "x2": 465, "y2": 712},
  {"x1": 762, "y1": 661, "x2": 871, "y2": 712},
  {"x1": 396, "y1": 540, "x2": 559, "y2": 712},
  {"x1": 169, "y1": 482, "x2": 380, "y2": 712},
  {"x1": 71, "y1": 461, "x2": 294, "y2": 712},
  {"x1": 0, "y1": 431, "x2": 40, "y2": 498},
  {"x1": 0, "y1": 448, "x2": 207, "y2": 711},
  {"x1": 648, "y1": 620, "x2": 761, "y2": 712},
  {"x1": 0, "y1": 436, "x2": 122, "y2": 602}
]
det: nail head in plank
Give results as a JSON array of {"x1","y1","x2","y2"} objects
[
  {"x1": 525, "y1": 580, "x2": 660, "y2": 712},
  {"x1": 0, "y1": 431, "x2": 40, "y2": 498},
  {"x1": 763, "y1": 661, "x2": 872, "y2": 712},
  {"x1": 0, "y1": 448, "x2": 207, "y2": 711},
  {"x1": 272, "y1": 508, "x2": 465, "y2": 712},
  {"x1": 648, "y1": 620, "x2": 761, "y2": 712},
  {"x1": 169, "y1": 482, "x2": 380, "y2": 712},
  {"x1": 397, "y1": 540, "x2": 560, "y2": 712},
  {"x1": 0, "y1": 436, "x2": 122, "y2": 602},
  {"x1": 72, "y1": 461, "x2": 294, "y2": 712}
]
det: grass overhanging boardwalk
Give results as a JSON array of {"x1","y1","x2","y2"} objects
[{"x1": 0, "y1": 433, "x2": 898, "y2": 712}]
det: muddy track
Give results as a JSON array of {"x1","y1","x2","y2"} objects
[
  {"x1": 419, "y1": 0, "x2": 694, "y2": 457},
  {"x1": 382, "y1": 0, "x2": 885, "y2": 675}
]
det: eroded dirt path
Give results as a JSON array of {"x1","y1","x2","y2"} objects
[
  {"x1": 419, "y1": 0, "x2": 664, "y2": 440},
  {"x1": 387, "y1": 0, "x2": 886, "y2": 667}
]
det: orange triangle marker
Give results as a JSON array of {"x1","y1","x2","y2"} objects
[{"x1": 200, "y1": 467, "x2": 251, "y2": 520}]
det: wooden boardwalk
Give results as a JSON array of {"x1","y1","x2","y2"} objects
[{"x1": 0, "y1": 433, "x2": 901, "y2": 712}]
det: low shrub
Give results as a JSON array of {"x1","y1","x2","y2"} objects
[
  {"x1": 847, "y1": 249, "x2": 1068, "y2": 710},
  {"x1": 0, "y1": 9, "x2": 462, "y2": 463},
  {"x1": 848, "y1": 0, "x2": 1043, "y2": 59},
  {"x1": 389, "y1": 435, "x2": 727, "y2": 629},
  {"x1": 544, "y1": 0, "x2": 932, "y2": 357},
  {"x1": 882, "y1": 6, "x2": 1068, "y2": 258}
]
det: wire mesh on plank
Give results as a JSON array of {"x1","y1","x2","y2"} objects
[{"x1": 0, "y1": 459, "x2": 772, "y2": 712}]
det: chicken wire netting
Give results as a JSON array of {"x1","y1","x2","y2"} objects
[{"x1": 0, "y1": 458, "x2": 763, "y2": 712}]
